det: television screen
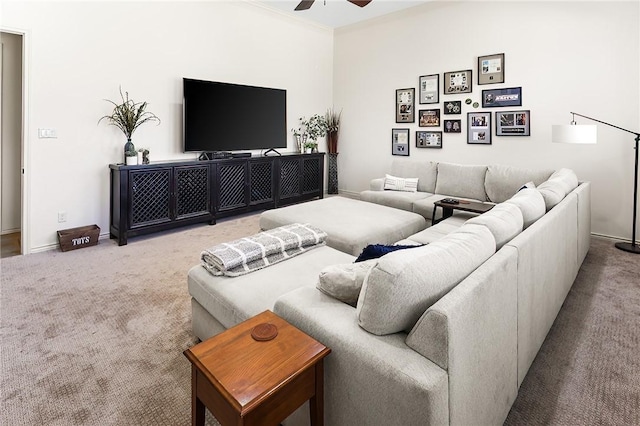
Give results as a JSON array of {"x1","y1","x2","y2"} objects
[{"x1": 183, "y1": 78, "x2": 287, "y2": 153}]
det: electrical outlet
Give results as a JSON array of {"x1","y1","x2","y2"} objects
[{"x1": 58, "y1": 211, "x2": 67, "y2": 223}]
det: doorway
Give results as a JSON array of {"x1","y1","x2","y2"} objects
[{"x1": 1, "y1": 31, "x2": 24, "y2": 257}]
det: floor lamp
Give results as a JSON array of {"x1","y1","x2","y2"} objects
[{"x1": 552, "y1": 112, "x2": 640, "y2": 254}]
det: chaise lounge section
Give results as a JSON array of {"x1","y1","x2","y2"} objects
[{"x1": 187, "y1": 160, "x2": 591, "y2": 425}]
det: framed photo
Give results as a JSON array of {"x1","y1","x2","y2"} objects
[
  {"x1": 444, "y1": 119, "x2": 462, "y2": 133},
  {"x1": 444, "y1": 69, "x2": 472, "y2": 94},
  {"x1": 467, "y1": 112, "x2": 491, "y2": 145},
  {"x1": 443, "y1": 101, "x2": 462, "y2": 115},
  {"x1": 419, "y1": 74, "x2": 439, "y2": 104},
  {"x1": 416, "y1": 131, "x2": 442, "y2": 149},
  {"x1": 496, "y1": 110, "x2": 530, "y2": 136},
  {"x1": 396, "y1": 88, "x2": 415, "y2": 123},
  {"x1": 419, "y1": 109, "x2": 440, "y2": 127},
  {"x1": 482, "y1": 87, "x2": 522, "y2": 108},
  {"x1": 392, "y1": 128, "x2": 410, "y2": 156},
  {"x1": 478, "y1": 53, "x2": 505, "y2": 85}
]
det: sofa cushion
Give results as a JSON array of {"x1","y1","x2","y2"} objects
[
  {"x1": 466, "y1": 203, "x2": 524, "y2": 249},
  {"x1": 537, "y1": 179, "x2": 566, "y2": 211},
  {"x1": 504, "y1": 188, "x2": 546, "y2": 228},
  {"x1": 316, "y1": 259, "x2": 378, "y2": 306},
  {"x1": 398, "y1": 212, "x2": 477, "y2": 245},
  {"x1": 390, "y1": 159, "x2": 438, "y2": 193},
  {"x1": 260, "y1": 197, "x2": 427, "y2": 256},
  {"x1": 188, "y1": 245, "x2": 355, "y2": 329},
  {"x1": 435, "y1": 163, "x2": 488, "y2": 201},
  {"x1": 484, "y1": 164, "x2": 553, "y2": 203},
  {"x1": 384, "y1": 174, "x2": 419, "y2": 192},
  {"x1": 547, "y1": 168, "x2": 579, "y2": 195},
  {"x1": 356, "y1": 223, "x2": 496, "y2": 335},
  {"x1": 360, "y1": 190, "x2": 431, "y2": 212}
]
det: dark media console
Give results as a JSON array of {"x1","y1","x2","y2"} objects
[{"x1": 109, "y1": 153, "x2": 324, "y2": 245}]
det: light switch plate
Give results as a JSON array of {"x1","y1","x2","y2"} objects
[{"x1": 38, "y1": 128, "x2": 58, "y2": 138}]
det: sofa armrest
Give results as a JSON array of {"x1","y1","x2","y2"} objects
[
  {"x1": 370, "y1": 178, "x2": 385, "y2": 191},
  {"x1": 274, "y1": 286, "x2": 449, "y2": 426},
  {"x1": 406, "y1": 246, "x2": 518, "y2": 426}
]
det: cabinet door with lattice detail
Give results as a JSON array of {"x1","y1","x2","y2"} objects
[
  {"x1": 217, "y1": 162, "x2": 248, "y2": 212},
  {"x1": 249, "y1": 160, "x2": 275, "y2": 206},
  {"x1": 279, "y1": 158, "x2": 301, "y2": 200},
  {"x1": 129, "y1": 168, "x2": 172, "y2": 228},
  {"x1": 302, "y1": 157, "x2": 322, "y2": 195},
  {"x1": 175, "y1": 165, "x2": 211, "y2": 220}
]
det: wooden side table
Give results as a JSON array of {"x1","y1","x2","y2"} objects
[
  {"x1": 183, "y1": 310, "x2": 331, "y2": 426},
  {"x1": 431, "y1": 198, "x2": 495, "y2": 225}
]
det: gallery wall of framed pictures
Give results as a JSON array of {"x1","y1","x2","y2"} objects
[{"x1": 392, "y1": 52, "x2": 530, "y2": 155}]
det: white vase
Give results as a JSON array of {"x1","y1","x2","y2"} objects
[{"x1": 125, "y1": 156, "x2": 137, "y2": 165}]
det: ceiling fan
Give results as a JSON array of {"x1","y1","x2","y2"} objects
[{"x1": 295, "y1": 0, "x2": 372, "y2": 11}]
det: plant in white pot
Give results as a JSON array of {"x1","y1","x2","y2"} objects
[
  {"x1": 98, "y1": 87, "x2": 160, "y2": 163},
  {"x1": 297, "y1": 114, "x2": 327, "y2": 153}
]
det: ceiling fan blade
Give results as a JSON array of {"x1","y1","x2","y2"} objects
[
  {"x1": 347, "y1": 0, "x2": 373, "y2": 7},
  {"x1": 295, "y1": 0, "x2": 315, "y2": 11}
]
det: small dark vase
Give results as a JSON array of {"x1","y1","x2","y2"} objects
[{"x1": 124, "y1": 138, "x2": 135, "y2": 163}]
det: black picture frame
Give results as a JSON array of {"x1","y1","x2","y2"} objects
[
  {"x1": 482, "y1": 87, "x2": 522, "y2": 108},
  {"x1": 396, "y1": 88, "x2": 415, "y2": 123},
  {"x1": 416, "y1": 131, "x2": 442, "y2": 149},
  {"x1": 443, "y1": 101, "x2": 462, "y2": 115},
  {"x1": 467, "y1": 112, "x2": 492, "y2": 145},
  {"x1": 496, "y1": 110, "x2": 530, "y2": 136},
  {"x1": 443, "y1": 69, "x2": 472, "y2": 94},
  {"x1": 478, "y1": 53, "x2": 505, "y2": 85},
  {"x1": 419, "y1": 109, "x2": 440, "y2": 127},
  {"x1": 392, "y1": 128, "x2": 410, "y2": 156},
  {"x1": 419, "y1": 74, "x2": 439, "y2": 104},
  {"x1": 444, "y1": 119, "x2": 462, "y2": 133}
]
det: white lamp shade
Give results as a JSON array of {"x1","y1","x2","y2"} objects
[{"x1": 552, "y1": 124, "x2": 597, "y2": 144}]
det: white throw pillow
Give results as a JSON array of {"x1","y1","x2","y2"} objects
[
  {"x1": 384, "y1": 174, "x2": 419, "y2": 192},
  {"x1": 317, "y1": 260, "x2": 378, "y2": 306}
]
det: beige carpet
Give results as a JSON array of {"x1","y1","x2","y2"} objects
[{"x1": 1, "y1": 212, "x2": 638, "y2": 425}]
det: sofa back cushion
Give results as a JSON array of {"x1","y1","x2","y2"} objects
[
  {"x1": 537, "y1": 168, "x2": 579, "y2": 211},
  {"x1": 356, "y1": 223, "x2": 496, "y2": 335},
  {"x1": 435, "y1": 163, "x2": 488, "y2": 201},
  {"x1": 484, "y1": 164, "x2": 553, "y2": 203},
  {"x1": 504, "y1": 188, "x2": 546, "y2": 228},
  {"x1": 390, "y1": 160, "x2": 438, "y2": 193},
  {"x1": 466, "y1": 203, "x2": 524, "y2": 249}
]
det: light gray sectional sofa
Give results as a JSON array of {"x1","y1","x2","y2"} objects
[{"x1": 187, "y1": 160, "x2": 591, "y2": 425}]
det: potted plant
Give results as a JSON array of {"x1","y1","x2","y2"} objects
[
  {"x1": 98, "y1": 87, "x2": 160, "y2": 162},
  {"x1": 326, "y1": 108, "x2": 342, "y2": 154},
  {"x1": 296, "y1": 114, "x2": 327, "y2": 153}
]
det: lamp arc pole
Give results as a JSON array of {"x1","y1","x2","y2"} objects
[{"x1": 570, "y1": 112, "x2": 640, "y2": 254}]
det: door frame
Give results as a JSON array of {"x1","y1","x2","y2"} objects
[{"x1": 1, "y1": 27, "x2": 30, "y2": 254}]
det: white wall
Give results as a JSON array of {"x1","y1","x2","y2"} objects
[
  {"x1": 334, "y1": 1, "x2": 640, "y2": 240},
  {"x1": 2, "y1": 1, "x2": 333, "y2": 251},
  {"x1": 0, "y1": 32, "x2": 22, "y2": 234}
]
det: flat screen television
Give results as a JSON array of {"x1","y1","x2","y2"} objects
[{"x1": 183, "y1": 78, "x2": 287, "y2": 153}]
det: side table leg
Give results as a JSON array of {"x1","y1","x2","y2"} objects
[
  {"x1": 309, "y1": 360, "x2": 324, "y2": 426},
  {"x1": 192, "y1": 366, "x2": 205, "y2": 426}
]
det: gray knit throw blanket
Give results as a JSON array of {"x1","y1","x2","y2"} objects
[{"x1": 201, "y1": 223, "x2": 327, "y2": 277}]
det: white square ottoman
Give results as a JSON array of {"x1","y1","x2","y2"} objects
[{"x1": 260, "y1": 196, "x2": 428, "y2": 256}]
